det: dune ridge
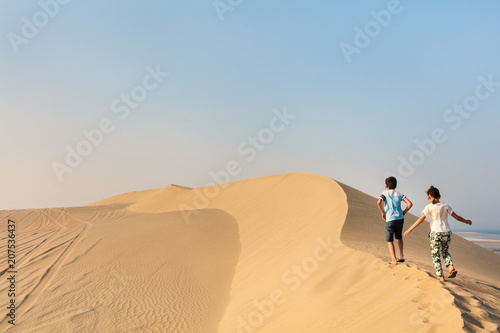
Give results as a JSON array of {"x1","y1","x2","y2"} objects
[{"x1": 1, "y1": 173, "x2": 499, "y2": 332}]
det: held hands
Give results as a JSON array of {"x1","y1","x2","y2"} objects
[{"x1": 403, "y1": 229, "x2": 411, "y2": 237}]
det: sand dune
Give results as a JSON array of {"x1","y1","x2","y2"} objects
[{"x1": 1, "y1": 173, "x2": 499, "y2": 332}]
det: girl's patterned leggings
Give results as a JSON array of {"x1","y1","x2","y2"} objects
[{"x1": 429, "y1": 231, "x2": 453, "y2": 276}]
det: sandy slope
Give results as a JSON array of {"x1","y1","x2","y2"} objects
[
  {"x1": 0, "y1": 173, "x2": 498, "y2": 332},
  {"x1": 339, "y1": 183, "x2": 500, "y2": 332},
  {"x1": 0, "y1": 206, "x2": 239, "y2": 332}
]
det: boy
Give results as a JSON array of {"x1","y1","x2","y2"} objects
[{"x1": 377, "y1": 176, "x2": 413, "y2": 265}]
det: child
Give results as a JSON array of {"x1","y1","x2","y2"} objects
[
  {"x1": 377, "y1": 176, "x2": 413, "y2": 265},
  {"x1": 404, "y1": 186, "x2": 472, "y2": 282}
]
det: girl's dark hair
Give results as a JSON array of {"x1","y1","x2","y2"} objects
[{"x1": 427, "y1": 186, "x2": 440, "y2": 204}]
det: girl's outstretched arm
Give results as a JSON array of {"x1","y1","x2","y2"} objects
[
  {"x1": 451, "y1": 212, "x2": 472, "y2": 225},
  {"x1": 404, "y1": 213, "x2": 426, "y2": 237}
]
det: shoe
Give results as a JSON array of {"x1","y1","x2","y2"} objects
[
  {"x1": 396, "y1": 258, "x2": 405, "y2": 263},
  {"x1": 448, "y1": 269, "x2": 458, "y2": 278}
]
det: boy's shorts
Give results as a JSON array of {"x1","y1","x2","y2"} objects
[{"x1": 386, "y1": 219, "x2": 404, "y2": 242}]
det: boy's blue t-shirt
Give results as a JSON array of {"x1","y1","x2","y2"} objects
[{"x1": 380, "y1": 190, "x2": 406, "y2": 222}]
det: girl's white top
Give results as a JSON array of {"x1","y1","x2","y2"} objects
[{"x1": 422, "y1": 202, "x2": 453, "y2": 233}]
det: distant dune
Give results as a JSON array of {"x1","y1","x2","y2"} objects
[{"x1": 1, "y1": 173, "x2": 499, "y2": 332}]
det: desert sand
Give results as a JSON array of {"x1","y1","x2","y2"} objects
[{"x1": 1, "y1": 173, "x2": 499, "y2": 332}]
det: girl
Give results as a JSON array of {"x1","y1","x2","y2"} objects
[{"x1": 404, "y1": 186, "x2": 472, "y2": 282}]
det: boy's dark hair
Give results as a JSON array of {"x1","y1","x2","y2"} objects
[
  {"x1": 385, "y1": 176, "x2": 397, "y2": 189},
  {"x1": 427, "y1": 186, "x2": 440, "y2": 204}
]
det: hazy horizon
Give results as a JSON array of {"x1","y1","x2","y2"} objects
[{"x1": 1, "y1": 1, "x2": 499, "y2": 232}]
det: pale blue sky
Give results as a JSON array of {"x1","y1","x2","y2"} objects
[{"x1": 1, "y1": 1, "x2": 499, "y2": 232}]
